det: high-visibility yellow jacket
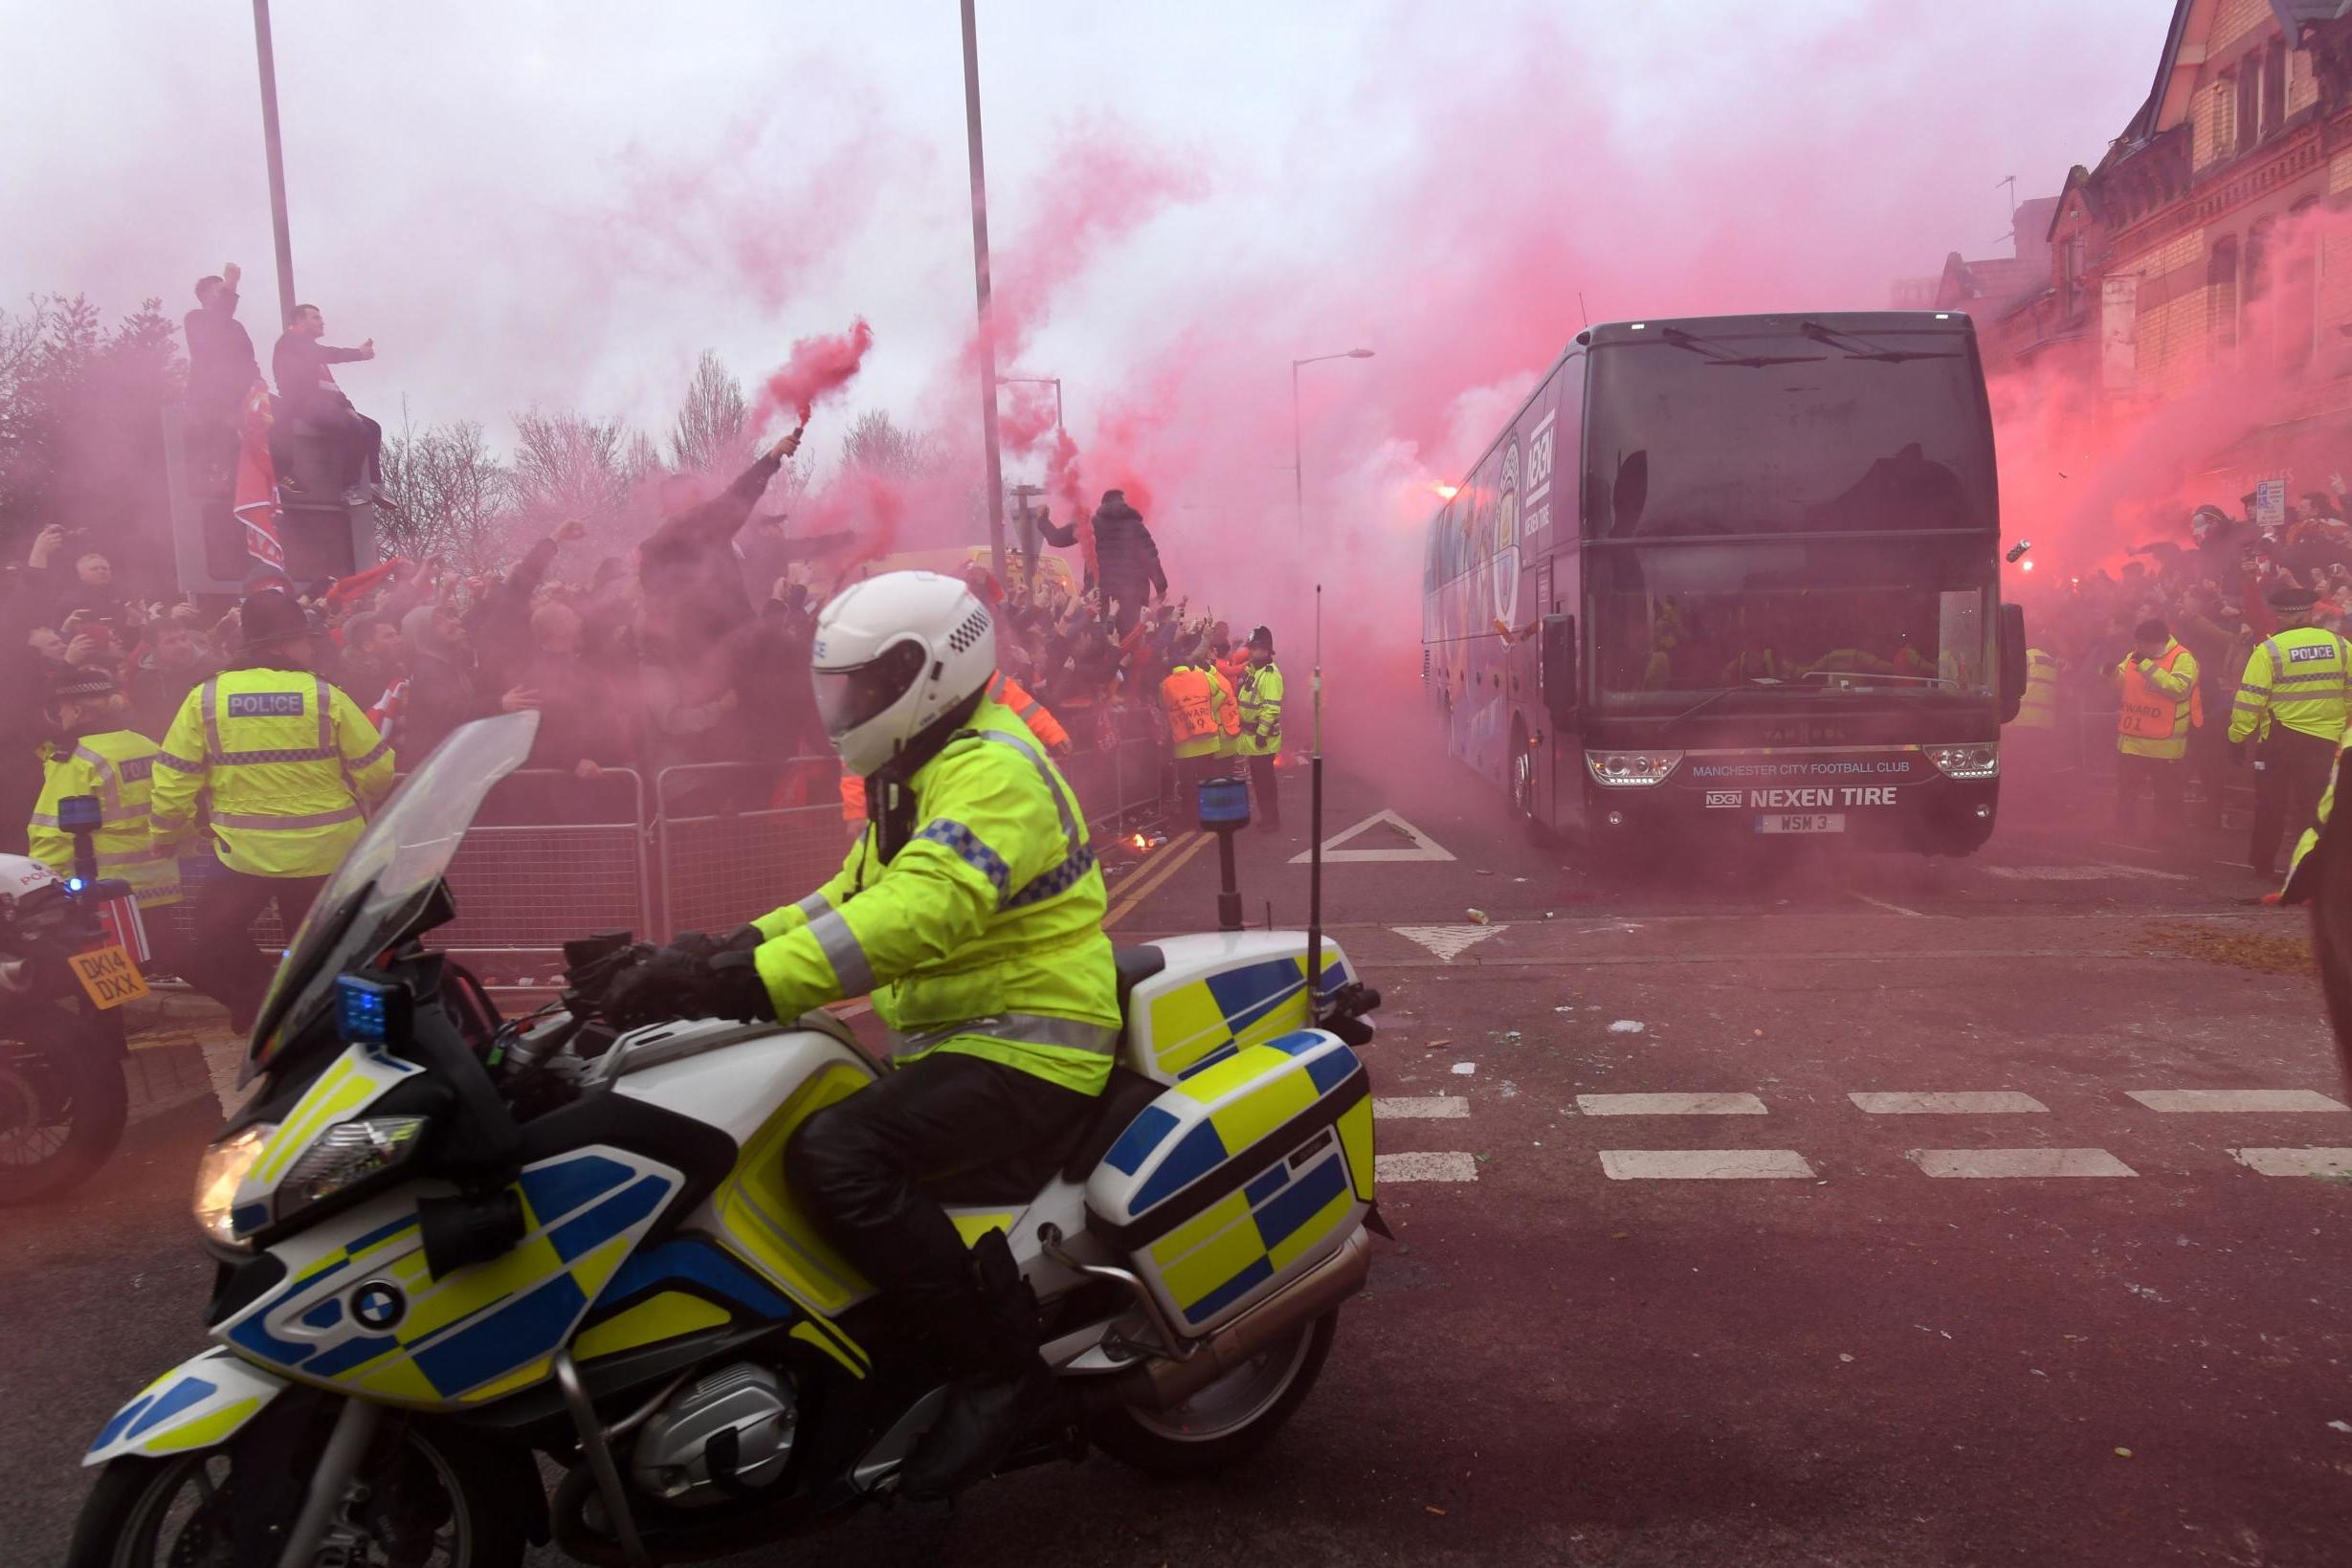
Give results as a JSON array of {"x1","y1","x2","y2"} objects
[
  {"x1": 1206, "y1": 665, "x2": 1242, "y2": 757},
  {"x1": 2115, "y1": 640, "x2": 2201, "y2": 760},
  {"x1": 2013, "y1": 648, "x2": 2060, "y2": 730},
  {"x1": 1238, "y1": 662, "x2": 1286, "y2": 757},
  {"x1": 1160, "y1": 665, "x2": 1227, "y2": 760},
  {"x1": 2287, "y1": 731, "x2": 2350, "y2": 899},
  {"x1": 1722, "y1": 647, "x2": 1781, "y2": 684},
  {"x1": 152, "y1": 668, "x2": 396, "y2": 878},
  {"x1": 31, "y1": 729, "x2": 182, "y2": 907},
  {"x1": 2228, "y1": 625, "x2": 2352, "y2": 745},
  {"x1": 750, "y1": 697, "x2": 1118, "y2": 1095}
]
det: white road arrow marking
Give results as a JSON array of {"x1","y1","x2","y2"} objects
[
  {"x1": 1289, "y1": 808, "x2": 1455, "y2": 864},
  {"x1": 1390, "y1": 924, "x2": 1504, "y2": 961}
]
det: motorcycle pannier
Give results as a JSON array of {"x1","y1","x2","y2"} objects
[{"x1": 1084, "y1": 1028, "x2": 1374, "y2": 1336}]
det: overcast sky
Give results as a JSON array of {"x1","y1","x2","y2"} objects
[{"x1": 3, "y1": 0, "x2": 2163, "y2": 573}]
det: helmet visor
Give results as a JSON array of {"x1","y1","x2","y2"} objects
[{"x1": 815, "y1": 640, "x2": 929, "y2": 742}]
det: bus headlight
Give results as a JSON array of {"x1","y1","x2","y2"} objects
[
  {"x1": 1927, "y1": 744, "x2": 2000, "y2": 780},
  {"x1": 1586, "y1": 750, "x2": 1683, "y2": 787}
]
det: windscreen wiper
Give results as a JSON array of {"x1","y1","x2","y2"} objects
[
  {"x1": 1661, "y1": 326, "x2": 1824, "y2": 369},
  {"x1": 1663, "y1": 678, "x2": 1776, "y2": 726}
]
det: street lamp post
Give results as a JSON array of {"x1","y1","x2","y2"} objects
[
  {"x1": 251, "y1": 0, "x2": 298, "y2": 327},
  {"x1": 1291, "y1": 349, "x2": 1374, "y2": 538},
  {"x1": 959, "y1": 0, "x2": 1008, "y2": 588}
]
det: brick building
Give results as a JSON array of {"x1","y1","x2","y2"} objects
[{"x1": 1971, "y1": 1, "x2": 2352, "y2": 470}]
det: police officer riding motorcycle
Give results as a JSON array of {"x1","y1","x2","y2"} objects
[{"x1": 604, "y1": 569, "x2": 1119, "y2": 1505}]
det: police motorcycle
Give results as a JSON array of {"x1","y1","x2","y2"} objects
[
  {"x1": 0, "y1": 795, "x2": 146, "y2": 1205},
  {"x1": 72, "y1": 711, "x2": 1384, "y2": 1566}
]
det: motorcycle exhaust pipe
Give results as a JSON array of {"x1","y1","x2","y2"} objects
[{"x1": 1114, "y1": 1226, "x2": 1370, "y2": 1410}]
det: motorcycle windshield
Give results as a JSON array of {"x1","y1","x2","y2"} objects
[{"x1": 245, "y1": 711, "x2": 541, "y2": 1078}]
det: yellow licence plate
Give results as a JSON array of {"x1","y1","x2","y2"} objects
[{"x1": 71, "y1": 944, "x2": 149, "y2": 1010}]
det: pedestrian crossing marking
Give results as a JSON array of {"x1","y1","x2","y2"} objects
[
  {"x1": 1850, "y1": 1092, "x2": 2050, "y2": 1115},
  {"x1": 1576, "y1": 1093, "x2": 1766, "y2": 1116},
  {"x1": 2230, "y1": 1147, "x2": 2352, "y2": 1177},
  {"x1": 1910, "y1": 1148, "x2": 2137, "y2": 1178},
  {"x1": 1390, "y1": 924, "x2": 1503, "y2": 961},
  {"x1": 2128, "y1": 1090, "x2": 2349, "y2": 1114},
  {"x1": 1599, "y1": 1150, "x2": 1815, "y2": 1180},
  {"x1": 1376, "y1": 1151, "x2": 1478, "y2": 1182},
  {"x1": 1374, "y1": 1095, "x2": 1470, "y2": 1119},
  {"x1": 1289, "y1": 809, "x2": 1454, "y2": 864}
]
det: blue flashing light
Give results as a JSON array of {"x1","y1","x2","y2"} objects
[
  {"x1": 1196, "y1": 776, "x2": 1252, "y2": 828},
  {"x1": 336, "y1": 975, "x2": 399, "y2": 1046},
  {"x1": 65, "y1": 876, "x2": 86, "y2": 894}
]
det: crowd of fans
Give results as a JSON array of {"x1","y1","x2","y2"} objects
[
  {"x1": 2025, "y1": 486, "x2": 2352, "y2": 816},
  {"x1": 0, "y1": 266, "x2": 1254, "y2": 852}
]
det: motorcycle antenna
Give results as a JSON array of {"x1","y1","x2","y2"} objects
[{"x1": 1305, "y1": 582, "x2": 1325, "y2": 1014}]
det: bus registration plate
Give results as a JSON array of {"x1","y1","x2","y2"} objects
[{"x1": 1759, "y1": 813, "x2": 1845, "y2": 835}]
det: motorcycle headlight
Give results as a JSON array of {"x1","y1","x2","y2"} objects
[
  {"x1": 1927, "y1": 743, "x2": 2000, "y2": 780},
  {"x1": 283, "y1": 1116, "x2": 429, "y2": 1208},
  {"x1": 192, "y1": 1123, "x2": 277, "y2": 1249},
  {"x1": 1586, "y1": 750, "x2": 1683, "y2": 787}
]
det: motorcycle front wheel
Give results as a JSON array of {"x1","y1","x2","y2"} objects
[
  {"x1": 0, "y1": 1010, "x2": 127, "y2": 1206},
  {"x1": 66, "y1": 1423, "x2": 525, "y2": 1568}
]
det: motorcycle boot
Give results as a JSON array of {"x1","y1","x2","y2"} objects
[{"x1": 897, "y1": 1230, "x2": 1062, "y2": 1502}]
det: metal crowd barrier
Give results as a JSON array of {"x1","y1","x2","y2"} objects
[{"x1": 160, "y1": 729, "x2": 1172, "y2": 972}]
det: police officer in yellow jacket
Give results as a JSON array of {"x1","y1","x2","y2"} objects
[
  {"x1": 31, "y1": 667, "x2": 182, "y2": 911},
  {"x1": 605, "y1": 571, "x2": 1116, "y2": 1507},
  {"x1": 2229, "y1": 586, "x2": 2351, "y2": 876},
  {"x1": 2014, "y1": 648, "x2": 2062, "y2": 730},
  {"x1": 1237, "y1": 624, "x2": 1286, "y2": 828},
  {"x1": 152, "y1": 589, "x2": 395, "y2": 1030}
]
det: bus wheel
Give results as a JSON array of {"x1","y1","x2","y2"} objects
[{"x1": 1510, "y1": 718, "x2": 1538, "y2": 821}]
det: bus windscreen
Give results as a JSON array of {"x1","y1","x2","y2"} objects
[
  {"x1": 1586, "y1": 324, "x2": 1996, "y2": 539},
  {"x1": 1593, "y1": 535, "x2": 1993, "y2": 707}
]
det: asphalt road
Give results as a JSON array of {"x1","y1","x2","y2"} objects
[{"x1": 9, "y1": 732, "x2": 2349, "y2": 1566}]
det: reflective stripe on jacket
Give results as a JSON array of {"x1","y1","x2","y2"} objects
[
  {"x1": 986, "y1": 672, "x2": 1069, "y2": 753},
  {"x1": 2228, "y1": 625, "x2": 2352, "y2": 745},
  {"x1": 1160, "y1": 665, "x2": 1226, "y2": 759},
  {"x1": 1237, "y1": 662, "x2": 1286, "y2": 757},
  {"x1": 31, "y1": 729, "x2": 182, "y2": 907},
  {"x1": 750, "y1": 696, "x2": 1118, "y2": 1095},
  {"x1": 2115, "y1": 640, "x2": 2201, "y2": 760},
  {"x1": 152, "y1": 668, "x2": 397, "y2": 877},
  {"x1": 2013, "y1": 649, "x2": 2060, "y2": 731}
]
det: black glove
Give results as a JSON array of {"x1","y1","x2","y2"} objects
[
  {"x1": 605, "y1": 945, "x2": 774, "y2": 1026},
  {"x1": 668, "y1": 924, "x2": 763, "y2": 960}
]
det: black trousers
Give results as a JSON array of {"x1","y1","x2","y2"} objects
[
  {"x1": 303, "y1": 403, "x2": 382, "y2": 490},
  {"x1": 2115, "y1": 752, "x2": 2184, "y2": 830},
  {"x1": 786, "y1": 1051, "x2": 1096, "y2": 1358},
  {"x1": 190, "y1": 862, "x2": 327, "y2": 1028},
  {"x1": 1248, "y1": 752, "x2": 1281, "y2": 826},
  {"x1": 2251, "y1": 726, "x2": 2339, "y2": 874}
]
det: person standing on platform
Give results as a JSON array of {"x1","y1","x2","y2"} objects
[
  {"x1": 2229, "y1": 586, "x2": 2351, "y2": 877},
  {"x1": 1237, "y1": 625, "x2": 1286, "y2": 830}
]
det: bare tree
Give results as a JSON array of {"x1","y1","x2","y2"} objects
[
  {"x1": 508, "y1": 409, "x2": 647, "y2": 540},
  {"x1": 378, "y1": 415, "x2": 511, "y2": 573},
  {"x1": 837, "y1": 408, "x2": 948, "y2": 482},
  {"x1": 667, "y1": 350, "x2": 754, "y2": 477}
]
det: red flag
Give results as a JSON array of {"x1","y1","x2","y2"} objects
[{"x1": 233, "y1": 383, "x2": 287, "y2": 575}]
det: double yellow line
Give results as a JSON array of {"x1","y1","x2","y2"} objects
[{"x1": 1104, "y1": 830, "x2": 1212, "y2": 929}]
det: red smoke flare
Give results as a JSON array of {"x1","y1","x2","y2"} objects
[{"x1": 753, "y1": 319, "x2": 875, "y2": 433}]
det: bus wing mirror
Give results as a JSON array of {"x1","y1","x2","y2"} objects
[
  {"x1": 1997, "y1": 603, "x2": 2028, "y2": 724},
  {"x1": 1541, "y1": 613, "x2": 1578, "y2": 726}
]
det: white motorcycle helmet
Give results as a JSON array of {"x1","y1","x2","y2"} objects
[{"x1": 812, "y1": 570, "x2": 997, "y2": 777}]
